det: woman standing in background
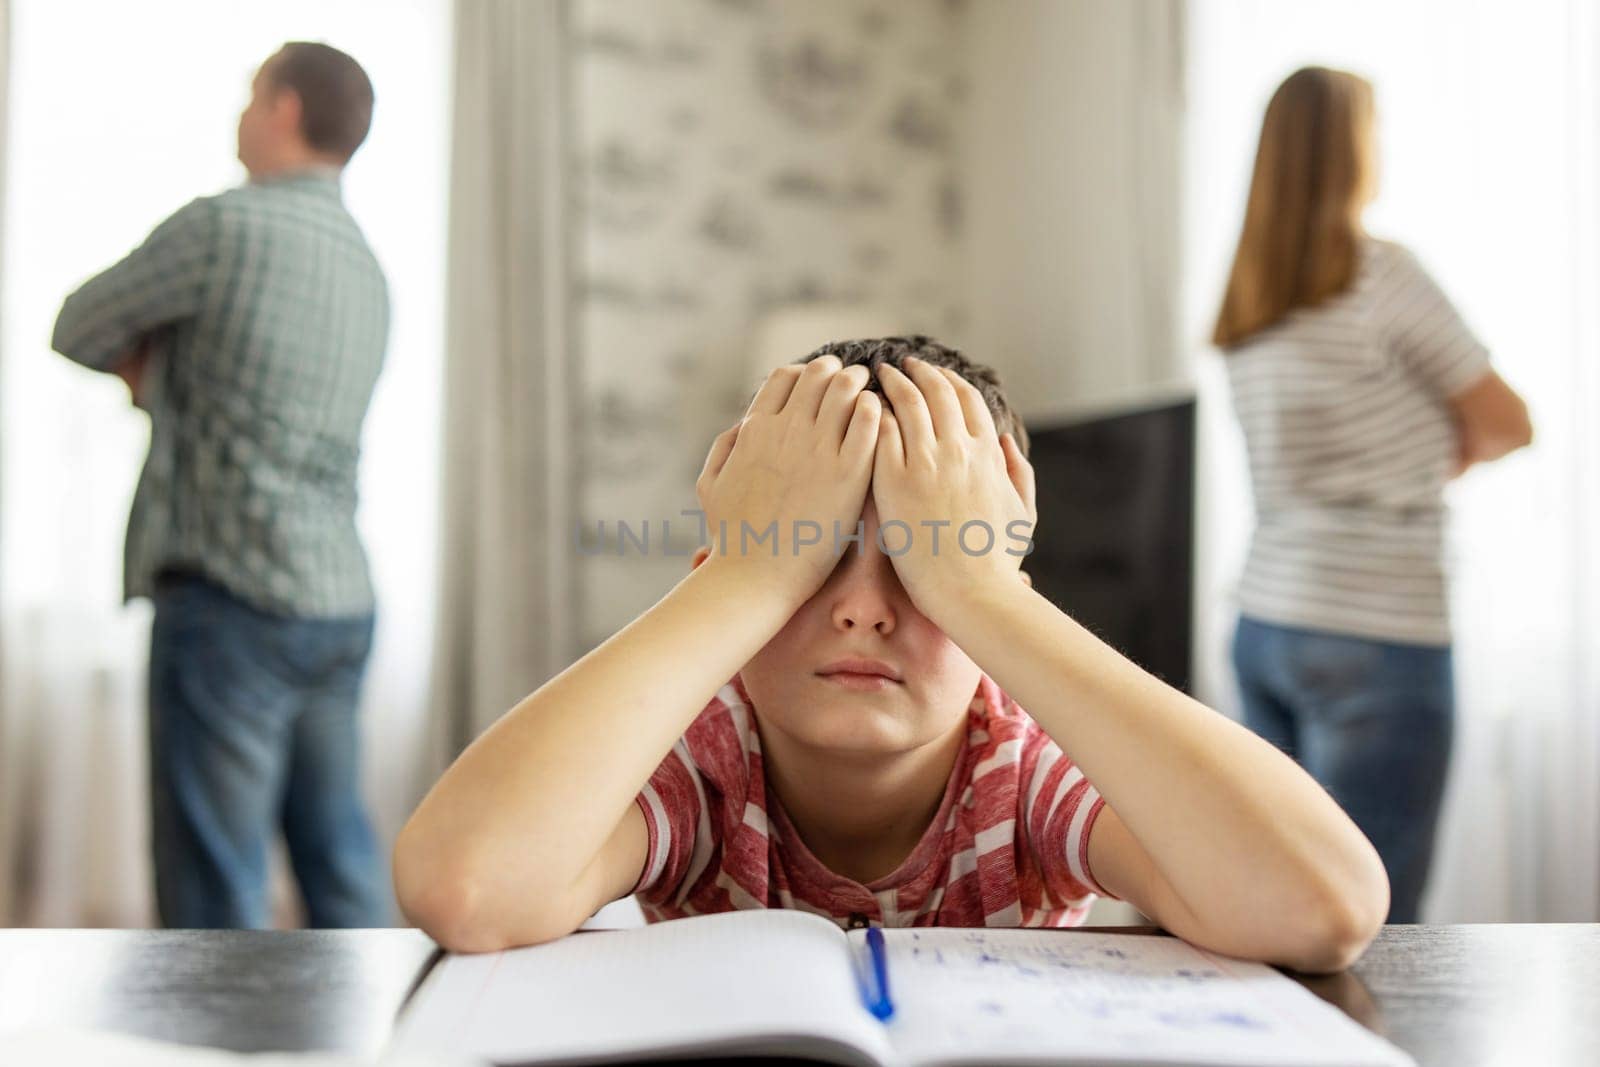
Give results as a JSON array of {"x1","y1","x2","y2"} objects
[{"x1": 1213, "y1": 67, "x2": 1533, "y2": 923}]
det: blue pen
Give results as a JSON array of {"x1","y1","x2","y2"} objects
[{"x1": 863, "y1": 926, "x2": 896, "y2": 1021}]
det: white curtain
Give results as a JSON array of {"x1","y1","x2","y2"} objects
[
  {"x1": 423, "y1": 0, "x2": 577, "y2": 780},
  {"x1": 1186, "y1": 0, "x2": 1600, "y2": 921},
  {"x1": 0, "y1": 0, "x2": 451, "y2": 926}
]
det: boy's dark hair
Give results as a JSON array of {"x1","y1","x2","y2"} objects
[
  {"x1": 800, "y1": 336, "x2": 1029, "y2": 457},
  {"x1": 268, "y1": 42, "x2": 375, "y2": 164}
]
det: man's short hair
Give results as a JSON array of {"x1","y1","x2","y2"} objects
[
  {"x1": 267, "y1": 42, "x2": 375, "y2": 164},
  {"x1": 800, "y1": 336, "x2": 1029, "y2": 457}
]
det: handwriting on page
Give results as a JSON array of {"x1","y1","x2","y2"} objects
[
  {"x1": 879, "y1": 929, "x2": 1389, "y2": 1066},
  {"x1": 896, "y1": 930, "x2": 1262, "y2": 1032}
]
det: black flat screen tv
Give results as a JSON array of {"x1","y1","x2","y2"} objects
[{"x1": 1021, "y1": 396, "x2": 1195, "y2": 694}]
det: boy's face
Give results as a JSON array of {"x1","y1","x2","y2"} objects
[{"x1": 733, "y1": 497, "x2": 984, "y2": 758}]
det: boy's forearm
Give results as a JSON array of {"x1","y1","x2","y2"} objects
[
  {"x1": 396, "y1": 557, "x2": 799, "y2": 926},
  {"x1": 932, "y1": 582, "x2": 1387, "y2": 950}
]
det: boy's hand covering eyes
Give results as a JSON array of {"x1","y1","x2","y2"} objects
[
  {"x1": 870, "y1": 357, "x2": 1037, "y2": 619},
  {"x1": 696, "y1": 356, "x2": 881, "y2": 604}
]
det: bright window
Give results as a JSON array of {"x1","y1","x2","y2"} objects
[{"x1": 0, "y1": 0, "x2": 450, "y2": 924}]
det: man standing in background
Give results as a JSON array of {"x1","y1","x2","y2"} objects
[{"x1": 50, "y1": 43, "x2": 389, "y2": 928}]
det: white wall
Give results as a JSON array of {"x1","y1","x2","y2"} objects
[{"x1": 959, "y1": 0, "x2": 1189, "y2": 425}]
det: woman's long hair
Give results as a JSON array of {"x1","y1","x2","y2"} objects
[{"x1": 1213, "y1": 67, "x2": 1377, "y2": 349}]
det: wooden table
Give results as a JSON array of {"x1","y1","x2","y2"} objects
[{"x1": 0, "y1": 924, "x2": 1595, "y2": 1065}]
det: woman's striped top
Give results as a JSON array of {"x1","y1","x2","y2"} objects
[{"x1": 1223, "y1": 238, "x2": 1492, "y2": 647}]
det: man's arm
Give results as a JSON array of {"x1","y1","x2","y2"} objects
[
  {"x1": 394, "y1": 359, "x2": 882, "y2": 951},
  {"x1": 110, "y1": 336, "x2": 155, "y2": 408},
  {"x1": 51, "y1": 197, "x2": 214, "y2": 373},
  {"x1": 871, "y1": 359, "x2": 1388, "y2": 974}
]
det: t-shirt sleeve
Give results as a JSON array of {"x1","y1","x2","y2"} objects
[
  {"x1": 1020, "y1": 729, "x2": 1115, "y2": 902},
  {"x1": 630, "y1": 740, "x2": 710, "y2": 906},
  {"x1": 629, "y1": 698, "x2": 752, "y2": 909},
  {"x1": 1372, "y1": 242, "x2": 1492, "y2": 398}
]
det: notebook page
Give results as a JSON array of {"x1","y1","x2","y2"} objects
[
  {"x1": 860, "y1": 929, "x2": 1413, "y2": 1067},
  {"x1": 392, "y1": 909, "x2": 895, "y2": 1066}
]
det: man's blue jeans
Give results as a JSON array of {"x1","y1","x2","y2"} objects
[
  {"x1": 1231, "y1": 616, "x2": 1454, "y2": 924},
  {"x1": 148, "y1": 572, "x2": 388, "y2": 928}
]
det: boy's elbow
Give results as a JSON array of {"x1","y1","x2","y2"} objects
[
  {"x1": 393, "y1": 828, "x2": 579, "y2": 953},
  {"x1": 397, "y1": 873, "x2": 487, "y2": 953},
  {"x1": 1284, "y1": 900, "x2": 1383, "y2": 974},
  {"x1": 393, "y1": 827, "x2": 507, "y2": 952},
  {"x1": 1281, "y1": 873, "x2": 1388, "y2": 975}
]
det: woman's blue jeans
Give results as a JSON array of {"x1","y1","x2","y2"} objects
[{"x1": 1231, "y1": 615, "x2": 1454, "y2": 923}]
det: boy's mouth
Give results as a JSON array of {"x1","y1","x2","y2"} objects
[{"x1": 815, "y1": 658, "x2": 903, "y2": 691}]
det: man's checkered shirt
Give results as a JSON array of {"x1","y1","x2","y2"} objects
[{"x1": 52, "y1": 171, "x2": 389, "y2": 618}]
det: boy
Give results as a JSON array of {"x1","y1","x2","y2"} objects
[{"x1": 395, "y1": 337, "x2": 1390, "y2": 973}]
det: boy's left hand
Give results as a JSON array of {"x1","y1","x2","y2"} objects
[{"x1": 871, "y1": 357, "x2": 1036, "y2": 620}]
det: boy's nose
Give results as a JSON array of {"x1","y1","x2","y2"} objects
[{"x1": 828, "y1": 556, "x2": 898, "y2": 636}]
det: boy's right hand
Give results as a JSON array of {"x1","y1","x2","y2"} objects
[{"x1": 696, "y1": 356, "x2": 881, "y2": 606}]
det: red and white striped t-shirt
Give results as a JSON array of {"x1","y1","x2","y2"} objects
[{"x1": 630, "y1": 673, "x2": 1111, "y2": 929}]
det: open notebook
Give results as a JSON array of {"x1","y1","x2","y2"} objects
[{"x1": 390, "y1": 910, "x2": 1413, "y2": 1067}]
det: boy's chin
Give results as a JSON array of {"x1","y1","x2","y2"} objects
[{"x1": 778, "y1": 686, "x2": 933, "y2": 755}]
